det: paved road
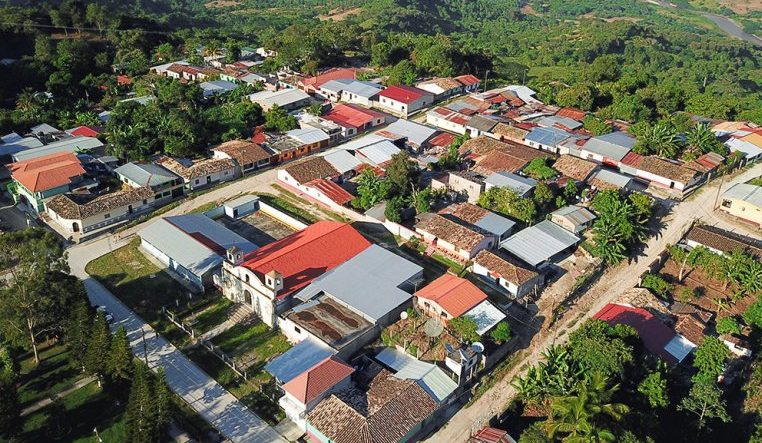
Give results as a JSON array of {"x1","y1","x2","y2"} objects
[
  {"x1": 68, "y1": 238, "x2": 287, "y2": 443},
  {"x1": 703, "y1": 13, "x2": 762, "y2": 46},
  {"x1": 427, "y1": 163, "x2": 762, "y2": 442}
]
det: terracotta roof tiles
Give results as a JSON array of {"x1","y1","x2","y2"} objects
[
  {"x1": 415, "y1": 214, "x2": 486, "y2": 251},
  {"x1": 10, "y1": 152, "x2": 85, "y2": 192},
  {"x1": 416, "y1": 274, "x2": 488, "y2": 318},
  {"x1": 283, "y1": 156, "x2": 340, "y2": 184},
  {"x1": 281, "y1": 356, "x2": 354, "y2": 404},
  {"x1": 473, "y1": 250, "x2": 539, "y2": 286}
]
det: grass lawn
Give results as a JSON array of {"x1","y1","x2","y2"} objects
[
  {"x1": 211, "y1": 323, "x2": 291, "y2": 361},
  {"x1": 17, "y1": 343, "x2": 86, "y2": 408},
  {"x1": 85, "y1": 238, "x2": 190, "y2": 344},
  {"x1": 181, "y1": 296, "x2": 233, "y2": 335}
]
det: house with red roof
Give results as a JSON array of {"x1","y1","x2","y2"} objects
[
  {"x1": 219, "y1": 221, "x2": 371, "y2": 327},
  {"x1": 298, "y1": 68, "x2": 359, "y2": 94},
  {"x1": 593, "y1": 303, "x2": 695, "y2": 363},
  {"x1": 66, "y1": 125, "x2": 103, "y2": 138},
  {"x1": 9, "y1": 151, "x2": 86, "y2": 213},
  {"x1": 455, "y1": 74, "x2": 482, "y2": 93},
  {"x1": 376, "y1": 85, "x2": 434, "y2": 118},
  {"x1": 322, "y1": 104, "x2": 386, "y2": 138},
  {"x1": 416, "y1": 274, "x2": 487, "y2": 321},
  {"x1": 279, "y1": 356, "x2": 354, "y2": 431}
]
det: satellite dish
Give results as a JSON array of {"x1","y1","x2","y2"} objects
[
  {"x1": 424, "y1": 318, "x2": 444, "y2": 338},
  {"x1": 400, "y1": 311, "x2": 408, "y2": 320},
  {"x1": 472, "y1": 342, "x2": 485, "y2": 354}
]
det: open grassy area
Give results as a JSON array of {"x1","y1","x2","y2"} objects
[
  {"x1": 270, "y1": 184, "x2": 349, "y2": 222},
  {"x1": 211, "y1": 322, "x2": 291, "y2": 362},
  {"x1": 17, "y1": 343, "x2": 86, "y2": 408},
  {"x1": 181, "y1": 296, "x2": 233, "y2": 335},
  {"x1": 85, "y1": 238, "x2": 191, "y2": 343}
]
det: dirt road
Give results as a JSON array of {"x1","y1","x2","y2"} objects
[{"x1": 427, "y1": 163, "x2": 762, "y2": 442}]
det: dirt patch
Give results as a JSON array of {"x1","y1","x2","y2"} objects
[
  {"x1": 708, "y1": 0, "x2": 762, "y2": 14},
  {"x1": 520, "y1": 4, "x2": 543, "y2": 16},
  {"x1": 318, "y1": 7, "x2": 363, "y2": 21},
  {"x1": 205, "y1": 0, "x2": 240, "y2": 8}
]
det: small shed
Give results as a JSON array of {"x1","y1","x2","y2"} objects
[
  {"x1": 550, "y1": 205, "x2": 597, "y2": 234},
  {"x1": 224, "y1": 195, "x2": 259, "y2": 219}
]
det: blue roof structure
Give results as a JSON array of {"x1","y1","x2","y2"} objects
[
  {"x1": 375, "y1": 347, "x2": 457, "y2": 403},
  {"x1": 583, "y1": 132, "x2": 636, "y2": 161},
  {"x1": 500, "y1": 220, "x2": 580, "y2": 267},
  {"x1": 265, "y1": 338, "x2": 335, "y2": 383},
  {"x1": 524, "y1": 127, "x2": 573, "y2": 147}
]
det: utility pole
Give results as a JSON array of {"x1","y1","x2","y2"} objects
[
  {"x1": 713, "y1": 173, "x2": 725, "y2": 210},
  {"x1": 141, "y1": 327, "x2": 149, "y2": 366},
  {"x1": 522, "y1": 68, "x2": 528, "y2": 86},
  {"x1": 483, "y1": 69, "x2": 490, "y2": 93}
]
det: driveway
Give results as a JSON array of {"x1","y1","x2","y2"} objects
[
  {"x1": 425, "y1": 162, "x2": 762, "y2": 442},
  {"x1": 68, "y1": 240, "x2": 287, "y2": 443}
]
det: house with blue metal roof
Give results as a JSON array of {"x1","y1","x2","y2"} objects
[
  {"x1": 523, "y1": 126, "x2": 575, "y2": 154},
  {"x1": 484, "y1": 172, "x2": 537, "y2": 197}
]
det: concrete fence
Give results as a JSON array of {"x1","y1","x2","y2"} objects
[{"x1": 258, "y1": 201, "x2": 309, "y2": 230}]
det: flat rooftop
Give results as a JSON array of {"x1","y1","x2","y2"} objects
[{"x1": 285, "y1": 296, "x2": 373, "y2": 350}]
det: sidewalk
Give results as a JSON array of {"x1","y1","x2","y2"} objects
[{"x1": 21, "y1": 376, "x2": 98, "y2": 417}]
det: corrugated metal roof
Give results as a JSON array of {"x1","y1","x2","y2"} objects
[
  {"x1": 375, "y1": 348, "x2": 457, "y2": 403},
  {"x1": 248, "y1": 88, "x2": 310, "y2": 108},
  {"x1": 265, "y1": 338, "x2": 336, "y2": 383},
  {"x1": 464, "y1": 300, "x2": 506, "y2": 336},
  {"x1": 287, "y1": 127, "x2": 329, "y2": 145},
  {"x1": 333, "y1": 134, "x2": 388, "y2": 152},
  {"x1": 12, "y1": 136, "x2": 103, "y2": 162},
  {"x1": 484, "y1": 172, "x2": 537, "y2": 195},
  {"x1": 377, "y1": 119, "x2": 437, "y2": 147},
  {"x1": 140, "y1": 215, "x2": 256, "y2": 277},
  {"x1": 551, "y1": 205, "x2": 597, "y2": 227},
  {"x1": 500, "y1": 220, "x2": 580, "y2": 266},
  {"x1": 322, "y1": 150, "x2": 362, "y2": 174},
  {"x1": 590, "y1": 169, "x2": 632, "y2": 188},
  {"x1": 224, "y1": 194, "x2": 259, "y2": 209},
  {"x1": 295, "y1": 245, "x2": 422, "y2": 322},
  {"x1": 582, "y1": 132, "x2": 636, "y2": 161},
  {"x1": 727, "y1": 137, "x2": 762, "y2": 159},
  {"x1": 524, "y1": 127, "x2": 573, "y2": 147},
  {"x1": 537, "y1": 115, "x2": 582, "y2": 130},
  {"x1": 357, "y1": 140, "x2": 401, "y2": 166},
  {"x1": 664, "y1": 335, "x2": 696, "y2": 363},
  {"x1": 114, "y1": 162, "x2": 179, "y2": 187},
  {"x1": 723, "y1": 183, "x2": 762, "y2": 207},
  {"x1": 474, "y1": 212, "x2": 516, "y2": 237}
]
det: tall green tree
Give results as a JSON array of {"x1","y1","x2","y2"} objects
[
  {"x1": 0, "y1": 372, "x2": 20, "y2": 439},
  {"x1": 0, "y1": 229, "x2": 71, "y2": 364},
  {"x1": 107, "y1": 327, "x2": 134, "y2": 383},
  {"x1": 84, "y1": 312, "x2": 111, "y2": 382},
  {"x1": 126, "y1": 363, "x2": 157, "y2": 443},
  {"x1": 638, "y1": 371, "x2": 669, "y2": 409},
  {"x1": 65, "y1": 300, "x2": 92, "y2": 370},
  {"x1": 263, "y1": 105, "x2": 298, "y2": 132},
  {"x1": 633, "y1": 121, "x2": 682, "y2": 158},
  {"x1": 385, "y1": 151, "x2": 417, "y2": 197},
  {"x1": 692, "y1": 336, "x2": 729, "y2": 384},
  {"x1": 678, "y1": 380, "x2": 730, "y2": 432},
  {"x1": 154, "y1": 368, "x2": 171, "y2": 436}
]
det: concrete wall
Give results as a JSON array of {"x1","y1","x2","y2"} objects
[
  {"x1": 185, "y1": 167, "x2": 238, "y2": 191},
  {"x1": 447, "y1": 174, "x2": 484, "y2": 203},
  {"x1": 141, "y1": 239, "x2": 204, "y2": 291},
  {"x1": 426, "y1": 113, "x2": 467, "y2": 135}
]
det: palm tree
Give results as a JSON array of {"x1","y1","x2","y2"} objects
[
  {"x1": 634, "y1": 122, "x2": 682, "y2": 158},
  {"x1": 686, "y1": 123, "x2": 724, "y2": 155},
  {"x1": 546, "y1": 372, "x2": 629, "y2": 442},
  {"x1": 712, "y1": 297, "x2": 731, "y2": 316}
]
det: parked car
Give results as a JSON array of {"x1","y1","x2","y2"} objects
[{"x1": 96, "y1": 306, "x2": 114, "y2": 323}]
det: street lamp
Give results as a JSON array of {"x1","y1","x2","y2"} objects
[{"x1": 93, "y1": 427, "x2": 103, "y2": 442}]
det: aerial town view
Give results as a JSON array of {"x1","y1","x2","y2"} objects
[{"x1": 2, "y1": 0, "x2": 762, "y2": 442}]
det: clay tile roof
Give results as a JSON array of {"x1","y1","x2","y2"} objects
[
  {"x1": 241, "y1": 221, "x2": 370, "y2": 299},
  {"x1": 420, "y1": 77, "x2": 462, "y2": 91},
  {"x1": 306, "y1": 178, "x2": 354, "y2": 205},
  {"x1": 492, "y1": 123, "x2": 528, "y2": 140},
  {"x1": 552, "y1": 155, "x2": 598, "y2": 181},
  {"x1": 10, "y1": 152, "x2": 85, "y2": 192},
  {"x1": 156, "y1": 156, "x2": 236, "y2": 181},
  {"x1": 307, "y1": 369, "x2": 438, "y2": 443},
  {"x1": 455, "y1": 74, "x2": 481, "y2": 86},
  {"x1": 302, "y1": 68, "x2": 358, "y2": 88},
  {"x1": 429, "y1": 132, "x2": 456, "y2": 147},
  {"x1": 674, "y1": 314, "x2": 708, "y2": 346},
  {"x1": 449, "y1": 203, "x2": 489, "y2": 224},
  {"x1": 556, "y1": 107, "x2": 587, "y2": 121},
  {"x1": 472, "y1": 151, "x2": 530, "y2": 175},
  {"x1": 416, "y1": 273, "x2": 488, "y2": 317},
  {"x1": 685, "y1": 224, "x2": 762, "y2": 258},
  {"x1": 623, "y1": 154, "x2": 699, "y2": 184},
  {"x1": 415, "y1": 214, "x2": 485, "y2": 251},
  {"x1": 473, "y1": 250, "x2": 539, "y2": 286},
  {"x1": 46, "y1": 186, "x2": 153, "y2": 220},
  {"x1": 212, "y1": 140, "x2": 271, "y2": 165},
  {"x1": 281, "y1": 356, "x2": 355, "y2": 404},
  {"x1": 283, "y1": 156, "x2": 340, "y2": 184}
]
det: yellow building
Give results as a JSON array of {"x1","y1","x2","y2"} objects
[{"x1": 720, "y1": 183, "x2": 762, "y2": 228}]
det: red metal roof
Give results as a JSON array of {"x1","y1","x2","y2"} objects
[
  {"x1": 455, "y1": 74, "x2": 481, "y2": 86},
  {"x1": 301, "y1": 68, "x2": 358, "y2": 89},
  {"x1": 416, "y1": 274, "x2": 487, "y2": 318},
  {"x1": 281, "y1": 356, "x2": 354, "y2": 404},
  {"x1": 556, "y1": 107, "x2": 587, "y2": 121},
  {"x1": 470, "y1": 427, "x2": 515, "y2": 443},
  {"x1": 379, "y1": 85, "x2": 431, "y2": 104},
  {"x1": 695, "y1": 152, "x2": 725, "y2": 170},
  {"x1": 306, "y1": 178, "x2": 354, "y2": 205},
  {"x1": 241, "y1": 221, "x2": 370, "y2": 299},
  {"x1": 593, "y1": 303, "x2": 677, "y2": 363},
  {"x1": 68, "y1": 125, "x2": 102, "y2": 138},
  {"x1": 620, "y1": 151, "x2": 644, "y2": 167},
  {"x1": 323, "y1": 104, "x2": 383, "y2": 129},
  {"x1": 10, "y1": 152, "x2": 85, "y2": 193},
  {"x1": 116, "y1": 75, "x2": 132, "y2": 86},
  {"x1": 429, "y1": 132, "x2": 456, "y2": 147}
]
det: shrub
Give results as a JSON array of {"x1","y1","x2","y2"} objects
[{"x1": 641, "y1": 273, "x2": 673, "y2": 299}]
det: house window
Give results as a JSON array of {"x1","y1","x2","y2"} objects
[
  {"x1": 104, "y1": 213, "x2": 111, "y2": 219},
  {"x1": 195, "y1": 179, "x2": 200, "y2": 185},
  {"x1": 294, "y1": 326, "x2": 301, "y2": 334},
  {"x1": 721, "y1": 200, "x2": 732, "y2": 208},
  {"x1": 143, "y1": 199, "x2": 148, "y2": 205}
]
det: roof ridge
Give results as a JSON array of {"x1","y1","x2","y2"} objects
[{"x1": 243, "y1": 221, "x2": 349, "y2": 268}]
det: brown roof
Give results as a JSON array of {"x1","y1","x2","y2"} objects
[
  {"x1": 473, "y1": 250, "x2": 538, "y2": 285},
  {"x1": 416, "y1": 214, "x2": 485, "y2": 251},
  {"x1": 552, "y1": 155, "x2": 598, "y2": 181},
  {"x1": 472, "y1": 151, "x2": 530, "y2": 175},
  {"x1": 307, "y1": 369, "x2": 438, "y2": 443},
  {"x1": 460, "y1": 136, "x2": 511, "y2": 156},
  {"x1": 449, "y1": 203, "x2": 489, "y2": 224},
  {"x1": 283, "y1": 157, "x2": 340, "y2": 184},
  {"x1": 674, "y1": 314, "x2": 708, "y2": 346},
  {"x1": 626, "y1": 155, "x2": 699, "y2": 184},
  {"x1": 156, "y1": 157, "x2": 237, "y2": 181},
  {"x1": 46, "y1": 187, "x2": 153, "y2": 220},
  {"x1": 419, "y1": 77, "x2": 462, "y2": 91},
  {"x1": 211, "y1": 140, "x2": 271, "y2": 165},
  {"x1": 492, "y1": 123, "x2": 528, "y2": 140},
  {"x1": 685, "y1": 225, "x2": 762, "y2": 258}
]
